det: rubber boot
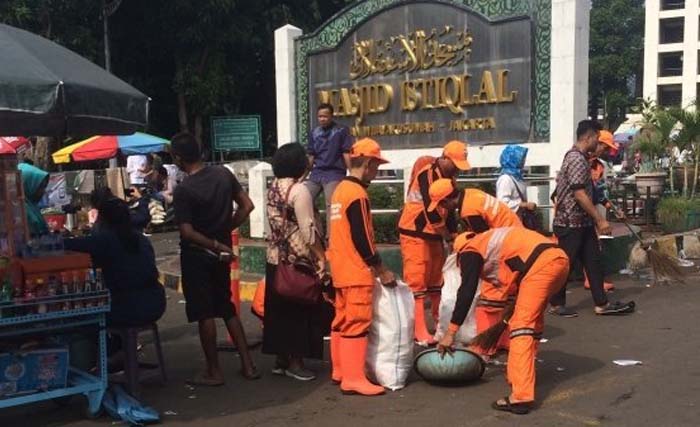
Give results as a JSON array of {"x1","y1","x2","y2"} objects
[
  {"x1": 339, "y1": 337, "x2": 385, "y2": 396},
  {"x1": 330, "y1": 331, "x2": 342, "y2": 384},
  {"x1": 429, "y1": 292, "x2": 441, "y2": 326},
  {"x1": 414, "y1": 297, "x2": 437, "y2": 346}
]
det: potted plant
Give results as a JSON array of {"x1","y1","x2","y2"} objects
[{"x1": 634, "y1": 108, "x2": 673, "y2": 197}]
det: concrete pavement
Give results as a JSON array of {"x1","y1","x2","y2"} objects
[{"x1": 1, "y1": 261, "x2": 700, "y2": 426}]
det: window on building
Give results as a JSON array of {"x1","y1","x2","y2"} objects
[
  {"x1": 659, "y1": 52, "x2": 683, "y2": 76},
  {"x1": 658, "y1": 84, "x2": 682, "y2": 107},
  {"x1": 661, "y1": 0, "x2": 684, "y2": 10},
  {"x1": 659, "y1": 18, "x2": 685, "y2": 44}
]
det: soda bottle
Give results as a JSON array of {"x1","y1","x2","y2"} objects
[
  {"x1": 72, "y1": 271, "x2": 84, "y2": 309},
  {"x1": 60, "y1": 271, "x2": 72, "y2": 311},
  {"x1": 83, "y1": 270, "x2": 93, "y2": 307},
  {"x1": 23, "y1": 278, "x2": 36, "y2": 315},
  {"x1": 47, "y1": 275, "x2": 58, "y2": 312},
  {"x1": 36, "y1": 277, "x2": 47, "y2": 314}
]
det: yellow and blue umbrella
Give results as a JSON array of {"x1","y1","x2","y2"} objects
[{"x1": 52, "y1": 132, "x2": 168, "y2": 164}]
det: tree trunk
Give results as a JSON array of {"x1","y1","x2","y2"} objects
[
  {"x1": 33, "y1": 136, "x2": 59, "y2": 171},
  {"x1": 177, "y1": 92, "x2": 189, "y2": 132},
  {"x1": 194, "y1": 115, "x2": 203, "y2": 148},
  {"x1": 669, "y1": 163, "x2": 675, "y2": 195},
  {"x1": 693, "y1": 152, "x2": 700, "y2": 198},
  {"x1": 684, "y1": 165, "x2": 689, "y2": 198}
]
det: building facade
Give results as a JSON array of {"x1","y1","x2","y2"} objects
[{"x1": 644, "y1": 0, "x2": 700, "y2": 107}]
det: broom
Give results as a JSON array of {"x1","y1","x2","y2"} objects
[
  {"x1": 609, "y1": 202, "x2": 686, "y2": 284},
  {"x1": 470, "y1": 300, "x2": 515, "y2": 353}
]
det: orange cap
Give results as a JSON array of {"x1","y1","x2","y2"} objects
[
  {"x1": 453, "y1": 231, "x2": 477, "y2": 253},
  {"x1": 350, "y1": 138, "x2": 389, "y2": 164},
  {"x1": 598, "y1": 130, "x2": 616, "y2": 150},
  {"x1": 427, "y1": 178, "x2": 456, "y2": 212},
  {"x1": 443, "y1": 140, "x2": 470, "y2": 171}
]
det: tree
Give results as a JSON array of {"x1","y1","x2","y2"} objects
[
  {"x1": 589, "y1": 0, "x2": 644, "y2": 129},
  {"x1": 670, "y1": 105, "x2": 700, "y2": 198}
]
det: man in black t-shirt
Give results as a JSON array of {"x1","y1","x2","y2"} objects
[{"x1": 172, "y1": 132, "x2": 260, "y2": 385}]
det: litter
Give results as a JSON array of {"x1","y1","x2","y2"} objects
[
  {"x1": 619, "y1": 268, "x2": 634, "y2": 275},
  {"x1": 178, "y1": 300, "x2": 186, "y2": 304},
  {"x1": 556, "y1": 367, "x2": 565, "y2": 372},
  {"x1": 539, "y1": 338, "x2": 549, "y2": 343},
  {"x1": 613, "y1": 360, "x2": 643, "y2": 366},
  {"x1": 164, "y1": 411, "x2": 178, "y2": 416},
  {"x1": 536, "y1": 359, "x2": 544, "y2": 363},
  {"x1": 677, "y1": 258, "x2": 694, "y2": 267},
  {"x1": 188, "y1": 395, "x2": 197, "y2": 399}
]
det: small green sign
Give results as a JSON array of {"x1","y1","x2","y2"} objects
[{"x1": 211, "y1": 116, "x2": 261, "y2": 153}]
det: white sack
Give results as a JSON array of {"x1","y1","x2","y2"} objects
[
  {"x1": 433, "y1": 253, "x2": 479, "y2": 345},
  {"x1": 366, "y1": 279, "x2": 415, "y2": 391}
]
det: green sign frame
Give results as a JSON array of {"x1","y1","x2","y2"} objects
[{"x1": 211, "y1": 115, "x2": 262, "y2": 157}]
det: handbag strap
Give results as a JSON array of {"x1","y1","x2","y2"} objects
[
  {"x1": 273, "y1": 182, "x2": 299, "y2": 245},
  {"x1": 508, "y1": 175, "x2": 527, "y2": 203}
]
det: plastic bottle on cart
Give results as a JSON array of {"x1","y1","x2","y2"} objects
[
  {"x1": 94, "y1": 268, "x2": 105, "y2": 306},
  {"x1": 72, "y1": 271, "x2": 84, "y2": 309},
  {"x1": 47, "y1": 275, "x2": 58, "y2": 312},
  {"x1": 36, "y1": 277, "x2": 47, "y2": 314},
  {"x1": 60, "y1": 271, "x2": 72, "y2": 311},
  {"x1": 23, "y1": 278, "x2": 36, "y2": 315},
  {"x1": 84, "y1": 269, "x2": 93, "y2": 307}
]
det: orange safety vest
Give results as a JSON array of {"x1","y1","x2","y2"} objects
[
  {"x1": 455, "y1": 227, "x2": 561, "y2": 290},
  {"x1": 328, "y1": 178, "x2": 376, "y2": 287},
  {"x1": 398, "y1": 162, "x2": 447, "y2": 239},
  {"x1": 458, "y1": 188, "x2": 522, "y2": 230}
]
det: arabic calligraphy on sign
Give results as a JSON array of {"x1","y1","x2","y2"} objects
[{"x1": 349, "y1": 26, "x2": 473, "y2": 80}]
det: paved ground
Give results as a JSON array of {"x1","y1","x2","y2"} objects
[{"x1": 2, "y1": 235, "x2": 699, "y2": 426}]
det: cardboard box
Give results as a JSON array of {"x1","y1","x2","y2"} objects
[{"x1": 0, "y1": 347, "x2": 69, "y2": 397}]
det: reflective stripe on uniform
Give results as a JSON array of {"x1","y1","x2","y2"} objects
[
  {"x1": 510, "y1": 327, "x2": 537, "y2": 339},
  {"x1": 482, "y1": 227, "x2": 513, "y2": 287}
]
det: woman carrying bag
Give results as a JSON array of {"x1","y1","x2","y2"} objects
[{"x1": 263, "y1": 142, "x2": 331, "y2": 381}]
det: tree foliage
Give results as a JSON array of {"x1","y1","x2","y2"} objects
[{"x1": 589, "y1": 0, "x2": 645, "y2": 129}]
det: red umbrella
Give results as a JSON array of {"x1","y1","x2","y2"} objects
[{"x1": 0, "y1": 136, "x2": 31, "y2": 155}]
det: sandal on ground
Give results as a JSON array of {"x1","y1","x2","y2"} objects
[
  {"x1": 186, "y1": 374, "x2": 225, "y2": 387},
  {"x1": 595, "y1": 301, "x2": 635, "y2": 316},
  {"x1": 548, "y1": 306, "x2": 578, "y2": 318},
  {"x1": 241, "y1": 367, "x2": 262, "y2": 380},
  {"x1": 491, "y1": 397, "x2": 533, "y2": 415}
]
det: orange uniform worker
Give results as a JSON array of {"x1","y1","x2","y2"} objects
[
  {"x1": 427, "y1": 178, "x2": 523, "y2": 356},
  {"x1": 398, "y1": 141, "x2": 470, "y2": 345},
  {"x1": 437, "y1": 228, "x2": 569, "y2": 414},
  {"x1": 327, "y1": 138, "x2": 397, "y2": 396}
]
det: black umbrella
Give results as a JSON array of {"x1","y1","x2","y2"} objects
[{"x1": 0, "y1": 23, "x2": 149, "y2": 136}]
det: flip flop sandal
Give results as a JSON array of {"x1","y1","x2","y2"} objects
[
  {"x1": 596, "y1": 301, "x2": 636, "y2": 316},
  {"x1": 186, "y1": 374, "x2": 225, "y2": 387},
  {"x1": 491, "y1": 397, "x2": 532, "y2": 415},
  {"x1": 241, "y1": 367, "x2": 262, "y2": 380}
]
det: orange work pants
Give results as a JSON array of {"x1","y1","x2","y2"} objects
[
  {"x1": 400, "y1": 235, "x2": 445, "y2": 295},
  {"x1": 507, "y1": 250, "x2": 569, "y2": 403},
  {"x1": 331, "y1": 286, "x2": 374, "y2": 338}
]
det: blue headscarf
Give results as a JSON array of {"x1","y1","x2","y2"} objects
[
  {"x1": 18, "y1": 163, "x2": 50, "y2": 236},
  {"x1": 499, "y1": 145, "x2": 528, "y2": 181}
]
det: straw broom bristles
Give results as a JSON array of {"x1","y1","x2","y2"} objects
[
  {"x1": 647, "y1": 240, "x2": 686, "y2": 284},
  {"x1": 470, "y1": 300, "x2": 515, "y2": 352}
]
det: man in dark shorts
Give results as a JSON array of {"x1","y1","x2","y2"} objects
[{"x1": 172, "y1": 132, "x2": 260, "y2": 385}]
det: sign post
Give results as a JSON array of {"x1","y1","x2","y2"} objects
[{"x1": 211, "y1": 115, "x2": 263, "y2": 160}]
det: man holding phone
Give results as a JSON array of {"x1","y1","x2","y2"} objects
[{"x1": 172, "y1": 132, "x2": 260, "y2": 385}]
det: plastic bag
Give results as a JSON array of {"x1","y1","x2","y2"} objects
[
  {"x1": 366, "y1": 279, "x2": 414, "y2": 391},
  {"x1": 433, "y1": 253, "x2": 479, "y2": 345},
  {"x1": 102, "y1": 384, "x2": 160, "y2": 426}
]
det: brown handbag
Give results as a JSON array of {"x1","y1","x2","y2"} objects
[{"x1": 273, "y1": 183, "x2": 321, "y2": 305}]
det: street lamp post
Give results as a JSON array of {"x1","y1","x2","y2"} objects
[{"x1": 103, "y1": 0, "x2": 123, "y2": 168}]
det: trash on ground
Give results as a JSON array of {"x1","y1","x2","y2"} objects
[
  {"x1": 539, "y1": 338, "x2": 549, "y2": 343},
  {"x1": 164, "y1": 411, "x2": 178, "y2": 416},
  {"x1": 619, "y1": 268, "x2": 634, "y2": 275},
  {"x1": 556, "y1": 367, "x2": 565, "y2": 372},
  {"x1": 178, "y1": 300, "x2": 186, "y2": 304},
  {"x1": 188, "y1": 395, "x2": 197, "y2": 399},
  {"x1": 536, "y1": 359, "x2": 544, "y2": 363},
  {"x1": 677, "y1": 258, "x2": 694, "y2": 267},
  {"x1": 613, "y1": 359, "x2": 643, "y2": 366}
]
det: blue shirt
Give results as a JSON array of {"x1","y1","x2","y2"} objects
[{"x1": 307, "y1": 123, "x2": 353, "y2": 184}]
